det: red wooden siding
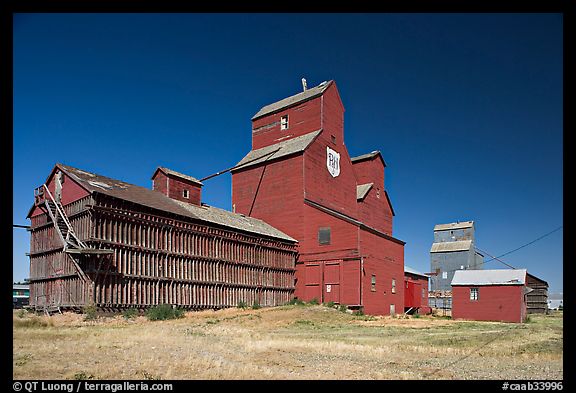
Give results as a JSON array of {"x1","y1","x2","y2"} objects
[
  {"x1": 231, "y1": 80, "x2": 406, "y2": 315},
  {"x1": 303, "y1": 133, "x2": 358, "y2": 218},
  {"x1": 232, "y1": 154, "x2": 305, "y2": 241},
  {"x1": 404, "y1": 274, "x2": 430, "y2": 313},
  {"x1": 29, "y1": 171, "x2": 90, "y2": 218},
  {"x1": 252, "y1": 96, "x2": 322, "y2": 150},
  {"x1": 29, "y1": 166, "x2": 297, "y2": 310},
  {"x1": 152, "y1": 170, "x2": 202, "y2": 205},
  {"x1": 320, "y1": 82, "x2": 345, "y2": 147},
  {"x1": 359, "y1": 228, "x2": 404, "y2": 315},
  {"x1": 452, "y1": 285, "x2": 527, "y2": 323}
]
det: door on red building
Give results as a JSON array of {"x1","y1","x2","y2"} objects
[
  {"x1": 305, "y1": 263, "x2": 322, "y2": 301},
  {"x1": 323, "y1": 262, "x2": 340, "y2": 303}
]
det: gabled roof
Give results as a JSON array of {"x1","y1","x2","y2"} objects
[
  {"x1": 430, "y1": 240, "x2": 473, "y2": 253},
  {"x1": 405, "y1": 266, "x2": 429, "y2": 279},
  {"x1": 356, "y1": 183, "x2": 373, "y2": 201},
  {"x1": 152, "y1": 167, "x2": 203, "y2": 186},
  {"x1": 232, "y1": 130, "x2": 322, "y2": 171},
  {"x1": 350, "y1": 150, "x2": 387, "y2": 168},
  {"x1": 434, "y1": 221, "x2": 474, "y2": 231},
  {"x1": 252, "y1": 81, "x2": 333, "y2": 120},
  {"x1": 32, "y1": 164, "x2": 296, "y2": 242},
  {"x1": 451, "y1": 269, "x2": 527, "y2": 286}
]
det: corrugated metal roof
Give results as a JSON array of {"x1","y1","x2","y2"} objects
[
  {"x1": 430, "y1": 240, "x2": 472, "y2": 253},
  {"x1": 252, "y1": 81, "x2": 333, "y2": 120},
  {"x1": 356, "y1": 183, "x2": 373, "y2": 200},
  {"x1": 434, "y1": 221, "x2": 474, "y2": 231},
  {"x1": 57, "y1": 164, "x2": 296, "y2": 242},
  {"x1": 405, "y1": 265, "x2": 429, "y2": 278},
  {"x1": 155, "y1": 167, "x2": 203, "y2": 185},
  {"x1": 233, "y1": 130, "x2": 321, "y2": 171},
  {"x1": 451, "y1": 269, "x2": 527, "y2": 286}
]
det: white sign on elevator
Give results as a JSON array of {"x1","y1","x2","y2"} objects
[{"x1": 326, "y1": 147, "x2": 340, "y2": 177}]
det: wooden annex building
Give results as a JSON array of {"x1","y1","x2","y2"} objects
[{"x1": 27, "y1": 164, "x2": 297, "y2": 312}]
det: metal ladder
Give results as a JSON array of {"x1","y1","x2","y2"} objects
[
  {"x1": 37, "y1": 184, "x2": 87, "y2": 251},
  {"x1": 34, "y1": 184, "x2": 91, "y2": 290}
]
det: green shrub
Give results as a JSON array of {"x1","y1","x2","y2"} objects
[
  {"x1": 353, "y1": 307, "x2": 364, "y2": 316},
  {"x1": 252, "y1": 302, "x2": 261, "y2": 309},
  {"x1": 237, "y1": 300, "x2": 248, "y2": 309},
  {"x1": 122, "y1": 308, "x2": 139, "y2": 319},
  {"x1": 145, "y1": 304, "x2": 184, "y2": 321},
  {"x1": 324, "y1": 301, "x2": 335, "y2": 308},
  {"x1": 338, "y1": 304, "x2": 348, "y2": 313},
  {"x1": 83, "y1": 304, "x2": 98, "y2": 321},
  {"x1": 17, "y1": 309, "x2": 27, "y2": 318},
  {"x1": 74, "y1": 372, "x2": 94, "y2": 380},
  {"x1": 412, "y1": 313, "x2": 421, "y2": 319},
  {"x1": 309, "y1": 298, "x2": 319, "y2": 305},
  {"x1": 286, "y1": 298, "x2": 305, "y2": 306}
]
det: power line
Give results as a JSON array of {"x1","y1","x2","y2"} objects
[
  {"x1": 474, "y1": 246, "x2": 517, "y2": 269},
  {"x1": 431, "y1": 225, "x2": 563, "y2": 276},
  {"x1": 482, "y1": 226, "x2": 563, "y2": 263}
]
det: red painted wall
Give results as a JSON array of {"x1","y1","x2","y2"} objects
[
  {"x1": 152, "y1": 171, "x2": 202, "y2": 205},
  {"x1": 320, "y1": 82, "x2": 345, "y2": 146},
  {"x1": 232, "y1": 81, "x2": 405, "y2": 315},
  {"x1": 452, "y1": 285, "x2": 527, "y2": 323},
  {"x1": 252, "y1": 96, "x2": 322, "y2": 150},
  {"x1": 304, "y1": 133, "x2": 358, "y2": 218},
  {"x1": 232, "y1": 154, "x2": 305, "y2": 240},
  {"x1": 30, "y1": 168, "x2": 90, "y2": 217},
  {"x1": 404, "y1": 274, "x2": 430, "y2": 312},
  {"x1": 353, "y1": 159, "x2": 393, "y2": 235},
  {"x1": 298, "y1": 203, "x2": 360, "y2": 301},
  {"x1": 357, "y1": 187, "x2": 393, "y2": 236},
  {"x1": 359, "y1": 228, "x2": 404, "y2": 315}
]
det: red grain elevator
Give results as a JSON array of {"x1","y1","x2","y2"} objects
[{"x1": 231, "y1": 80, "x2": 405, "y2": 315}]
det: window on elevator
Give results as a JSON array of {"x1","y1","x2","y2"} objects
[
  {"x1": 280, "y1": 115, "x2": 289, "y2": 130},
  {"x1": 318, "y1": 227, "x2": 331, "y2": 245}
]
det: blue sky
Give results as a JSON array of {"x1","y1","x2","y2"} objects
[{"x1": 13, "y1": 13, "x2": 563, "y2": 293}]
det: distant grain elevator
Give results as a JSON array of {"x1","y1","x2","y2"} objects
[{"x1": 430, "y1": 221, "x2": 484, "y2": 292}]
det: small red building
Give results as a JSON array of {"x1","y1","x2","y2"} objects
[
  {"x1": 451, "y1": 269, "x2": 529, "y2": 323},
  {"x1": 232, "y1": 80, "x2": 405, "y2": 315},
  {"x1": 404, "y1": 266, "x2": 431, "y2": 314}
]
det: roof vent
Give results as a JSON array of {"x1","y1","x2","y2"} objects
[{"x1": 301, "y1": 78, "x2": 307, "y2": 91}]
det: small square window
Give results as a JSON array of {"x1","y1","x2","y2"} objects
[
  {"x1": 183, "y1": 189, "x2": 190, "y2": 199},
  {"x1": 280, "y1": 115, "x2": 289, "y2": 130},
  {"x1": 391, "y1": 278, "x2": 396, "y2": 294},
  {"x1": 371, "y1": 275, "x2": 376, "y2": 292},
  {"x1": 318, "y1": 227, "x2": 331, "y2": 245},
  {"x1": 470, "y1": 287, "x2": 479, "y2": 301}
]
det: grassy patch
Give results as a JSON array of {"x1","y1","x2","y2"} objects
[
  {"x1": 83, "y1": 304, "x2": 98, "y2": 321},
  {"x1": 122, "y1": 308, "x2": 139, "y2": 319},
  {"x1": 13, "y1": 317, "x2": 53, "y2": 329},
  {"x1": 145, "y1": 304, "x2": 185, "y2": 321},
  {"x1": 74, "y1": 372, "x2": 95, "y2": 380},
  {"x1": 237, "y1": 301, "x2": 249, "y2": 309}
]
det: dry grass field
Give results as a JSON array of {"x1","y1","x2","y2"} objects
[{"x1": 13, "y1": 304, "x2": 563, "y2": 380}]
